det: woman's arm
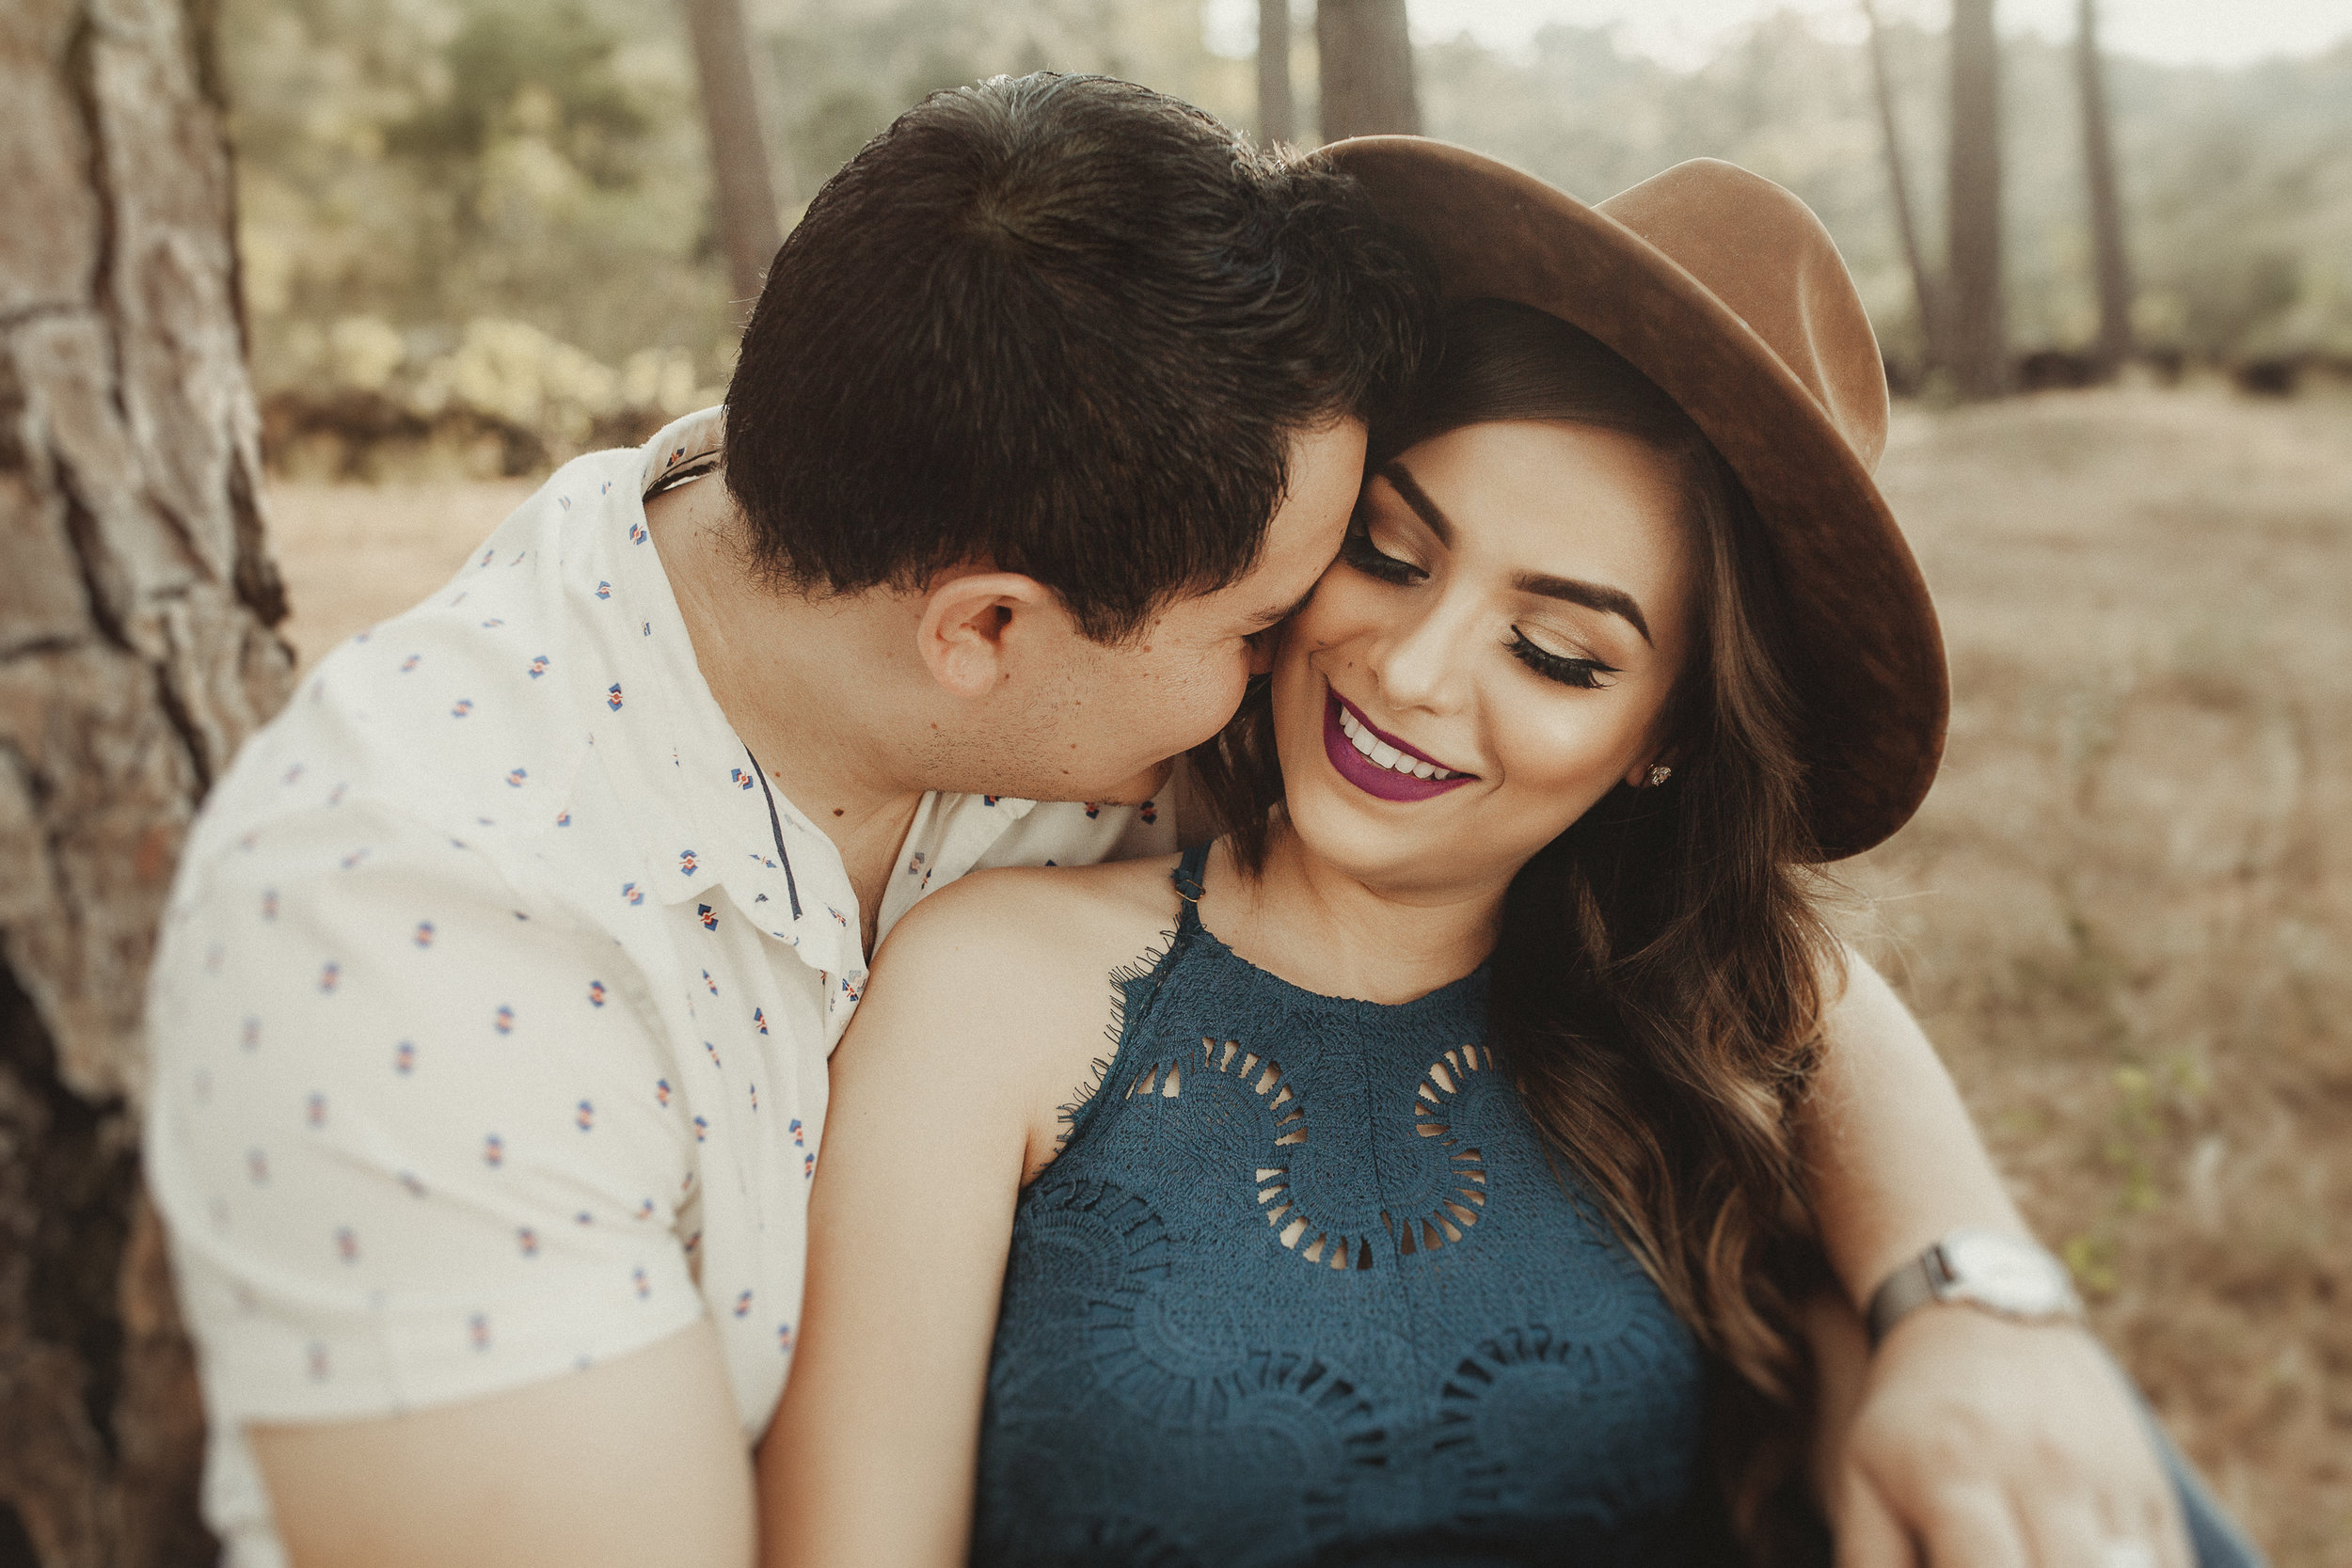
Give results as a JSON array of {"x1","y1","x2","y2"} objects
[
  {"x1": 756, "y1": 866, "x2": 1166, "y2": 1568},
  {"x1": 1806, "y1": 952, "x2": 2194, "y2": 1568}
]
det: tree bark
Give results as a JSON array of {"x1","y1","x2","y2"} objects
[
  {"x1": 1258, "y1": 0, "x2": 1296, "y2": 146},
  {"x1": 1945, "y1": 0, "x2": 2008, "y2": 398},
  {"x1": 1317, "y1": 0, "x2": 1420, "y2": 142},
  {"x1": 0, "y1": 0, "x2": 294, "y2": 1559},
  {"x1": 676, "y1": 0, "x2": 786, "y2": 313},
  {"x1": 1861, "y1": 0, "x2": 1944, "y2": 373},
  {"x1": 2074, "y1": 0, "x2": 2134, "y2": 376}
]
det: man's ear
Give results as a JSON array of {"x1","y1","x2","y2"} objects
[{"x1": 914, "y1": 570, "x2": 1068, "y2": 699}]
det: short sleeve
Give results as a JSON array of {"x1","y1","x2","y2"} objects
[
  {"x1": 972, "y1": 795, "x2": 1180, "y2": 876},
  {"x1": 146, "y1": 796, "x2": 705, "y2": 1424}
]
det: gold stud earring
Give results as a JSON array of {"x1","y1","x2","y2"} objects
[{"x1": 1645, "y1": 764, "x2": 1673, "y2": 787}]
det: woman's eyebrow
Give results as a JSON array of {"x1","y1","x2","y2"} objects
[
  {"x1": 1384, "y1": 459, "x2": 1652, "y2": 644},
  {"x1": 1378, "y1": 462, "x2": 1454, "y2": 546},
  {"x1": 1514, "y1": 572, "x2": 1652, "y2": 644}
]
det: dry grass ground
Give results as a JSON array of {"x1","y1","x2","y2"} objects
[
  {"x1": 1846, "y1": 388, "x2": 2351, "y2": 1565},
  {"x1": 263, "y1": 387, "x2": 2352, "y2": 1565}
]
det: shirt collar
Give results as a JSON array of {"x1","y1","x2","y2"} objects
[
  {"x1": 589, "y1": 409, "x2": 862, "y2": 978},
  {"x1": 591, "y1": 408, "x2": 1046, "y2": 980}
]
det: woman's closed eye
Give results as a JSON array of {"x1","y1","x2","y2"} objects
[
  {"x1": 1338, "y1": 515, "x2": 1425, "y2": 584},
  {"x1": 1508, "y1": 630, "x2": 1618, "y2": 689}
]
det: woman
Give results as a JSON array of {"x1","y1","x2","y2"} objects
[{"x1": 763, "y1": 147, "x2": 2254, "y2": 1566}]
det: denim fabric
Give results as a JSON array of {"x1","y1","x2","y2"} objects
[{"x1": 2150, "y1": 1405, "x2": 2266, "y2": 1568}]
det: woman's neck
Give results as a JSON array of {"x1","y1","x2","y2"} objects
[{"x1": 1194, "y1": 819, "x2": 1508, "y2": 1006}]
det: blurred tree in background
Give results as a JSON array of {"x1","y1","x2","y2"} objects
[
  {"x1": 2074, "y1": 0, "x2": 2134, "y2": 377},
  {"x1": 1316, "y1": 0, "x2": 1419, "y2": 139},
  {"x1": 1257, "y1": 0, "x2": 1295, "y2": 144},
  {"x1": 219, "y1": 0, "x2": 2352, "y2": 468},
  {"x1": 676, "y1": 0, "x2": 787, "y2": 310},
  {"x1": 1861, "y1": 0, "x2": 1944, "y2": 372},
  {"x1": 1945, "y1": 0, "x2": 2007, "y2": 397}
]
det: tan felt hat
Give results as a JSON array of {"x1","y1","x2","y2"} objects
[{"x1": 1327, "y1": 138, "x2": 1948, "y2": 861}]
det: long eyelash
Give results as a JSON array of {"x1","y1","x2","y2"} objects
[
  {"x1": 1509, "y1": 632, "x2": 1617, "y2": 690},
  {"x1": 1338, "y1": 519, "x2": 1422, "y2": 584}
]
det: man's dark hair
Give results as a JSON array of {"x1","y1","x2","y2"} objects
[{"x1": 723, "y1": 72, "x2": 1433, "y2": 641}]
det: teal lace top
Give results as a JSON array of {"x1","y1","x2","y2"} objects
[{"x1": 973, "y1": 844, "x2": 1719, "y2": 1566}]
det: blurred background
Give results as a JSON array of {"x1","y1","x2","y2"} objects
[
  {"x1": 233, "y1": 0, "x2": 2352, "y2": 480},
  {"x1": 0, "y1": 1, "x2": 2344, "y2": 1564}
]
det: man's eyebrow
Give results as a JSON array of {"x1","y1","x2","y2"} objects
[
  {"x1": 1382, "y1": 461, "x2": 1652, "y2": 645},
  {"x1": 1248, "y1": 583, "x2": 1318, "y2": 630},
  {"x1": 1515, "y1": 572, "x2": 1652, "y2": 644}
]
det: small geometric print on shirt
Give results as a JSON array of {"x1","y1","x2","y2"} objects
[{"x1": 139, "y1": 404, "x2": 1179, "y2": 1568}]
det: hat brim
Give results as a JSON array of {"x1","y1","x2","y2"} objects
[{"x1": 1327, "y1": 137, "x2": 1947, "y2": 861}]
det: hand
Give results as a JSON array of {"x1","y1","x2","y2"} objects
[{"x1": 1815, "y1": 1299, "x2": 2192, "y2": 1568}]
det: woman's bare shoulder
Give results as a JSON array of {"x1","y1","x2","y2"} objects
[
  {"x1": 849, "y1": 856, "x2": 1183, "y2": 1077},
  {"x1": 878, "y1": 857, "x2": 1179, "y2": 978}
]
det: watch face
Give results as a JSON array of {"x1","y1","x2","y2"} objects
[{"x1": 1939, "y1": 1230, "x2": 2075, "y2": 1314}]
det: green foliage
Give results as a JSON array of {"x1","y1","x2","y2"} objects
[
  {"x1": 223, "y1": 0, "x2": 1251, "y2": 428},
  {"x1": 384, "y1": 0, "x2": 653, "y2": 190},
  {"x1": 223, "y1": 0, "x2": 2350, "y2": 443},
  {"x1": 225, "y1": 0, "x2": 723, "y2": 384},
  {"x1": 755, "y1": 0, "x2": 1247, "y2": 209}
]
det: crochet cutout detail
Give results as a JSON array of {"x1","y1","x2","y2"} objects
[
  {"x1": 1128, "y1": 1036, "x2": 1368, "y2": 1267},
  {"x1": 1386, "y1": 1045, "x2": 1492, "y2": 1256},
  {"x1": 1128, "y1": 1037, "x2": 1307, "y2": 1148},
  {"x1": 1182, "y1": 1037, "x2": 1373, "y2": 1271}
]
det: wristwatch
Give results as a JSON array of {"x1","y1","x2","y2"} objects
[{"x1": 1865, "y1": 1228, "x2": 2086, "y2": 1346}]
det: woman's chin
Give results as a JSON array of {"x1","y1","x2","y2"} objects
[{"x1": 1280, "y1": 784, "x2": 1480, "y2": 895}]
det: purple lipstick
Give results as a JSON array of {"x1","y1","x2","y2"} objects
[{"x1": 1321, "y1": 689, "x2": 1476, "y2": 802}]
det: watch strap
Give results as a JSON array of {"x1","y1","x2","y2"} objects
[
  {"x1": 1866, "y1": 1231, "x2": 2085, "y2": 1347},
  {"x1": 1866, "y1": 1246, "x2": 1946, "y2": 1346}
]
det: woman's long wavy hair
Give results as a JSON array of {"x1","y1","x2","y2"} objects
[{"x1": 1192, "y1": 298, "x2": 1839, "y2": 1560}]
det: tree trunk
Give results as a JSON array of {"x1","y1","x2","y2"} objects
[
  {"x1": 2074, "y1": 0, "x2": 2134, "y2": 376},
  {"x1": 677, "y1": 0, "x2": 786, "y2": 312},
  {"x1": 1945, "y1": 0, "x2": 2008, "y2": 398},
  {"x1": 0, "y1": 0, "x2": 294, "y2": 1559},
  {"x1": 1258, "y1": 0, "x2": 1296, "y2": 146},
  {"x1": 1861, "y1": 0, "x2": 1944, "y2": 373},
  {"x1": 1317, "y1": 0, "x2": 1420, "y2": 142}
]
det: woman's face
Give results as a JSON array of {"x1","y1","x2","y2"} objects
[{"x1": 1270, "y1": 420, "x2": 1697, "y2": 901}]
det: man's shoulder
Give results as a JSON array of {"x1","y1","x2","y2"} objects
[
  {"x1": 188, "y1": 652, "x2": 589, "y2": 897},
  {"x1": 197, "y1": 453, "x2": 655, "y2": 861},
  {"x1": 968, "y1": 795, "x2": 1179, "y2": 873}
]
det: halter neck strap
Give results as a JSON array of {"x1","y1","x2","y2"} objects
[{"x1": 1169, "y1": 840, "x2": 1212, "y2": 931}]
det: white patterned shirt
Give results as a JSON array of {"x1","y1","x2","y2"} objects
[{"x1": 143, "y1": 409, "x2": 1174, "y2": 1566}]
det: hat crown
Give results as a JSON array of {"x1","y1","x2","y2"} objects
[{"x1": 1596, "y1": 159, "x2": 1888, "y2": 470}]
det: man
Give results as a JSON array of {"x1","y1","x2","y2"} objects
[{"x1": 148, "y1": 73, "x2": 2194, "y2": 1568}]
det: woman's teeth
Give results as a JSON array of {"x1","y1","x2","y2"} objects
[{"x1": 1338, "y1": 707, "x2": 1456, "y2": 780}]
